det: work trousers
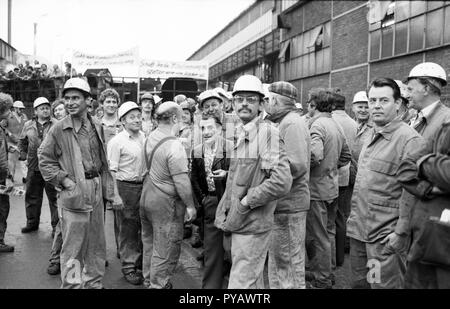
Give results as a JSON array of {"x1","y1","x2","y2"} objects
[
  {"x1": 8, "y1": 150, "x2": 27, "y2": 182},
  {"x1": 25, "y1": 170, "x2": 58, "y2": 229},
  {"x1": 306, "y1": 199, "x2": 338, "y2": 288},
  {"x1": 404, "y1": 260, "x2": 450, "y2": 289},
  {"x1": 228, "y1": 231, "x2": 272, "y2": 289},
  {"x1": 0, "y1": 179, "x2": 10, "y2": 243},
  {"x1": 349, "y1": 237, "x2": 406, "y2": 289},
  {"x1": 202, "y1": 194, "x2": 224, "y2": 289},
  {"x1": 268, "y1": 211, "x2": 307, "y2": 289},
  {"x1": 59, "y1": 177, "x2": 106, "y2": 289},
  {"x1": 335, "y1": 185, "x2": 353, "y2": 267},
  {"x1": 49, "y1": 221, "x2": 63, "y2": 265},
  {"x1": 140, "y1": 180, "x2": 185, "y2": 289},
  {"x1": 116, "y1": 181, "x2": 143, "y2": 275}
]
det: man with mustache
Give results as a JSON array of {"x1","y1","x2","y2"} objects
[
  {"x1": 347, "y1": 78, "x2": 424, "y2": 289},
  {"x1": 214, "y1": 75, "x2": 292, "y2": 288}
]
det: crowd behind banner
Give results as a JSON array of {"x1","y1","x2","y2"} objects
[{"x1": 0, "y1": 60, "x2": 449, "y2": 290}]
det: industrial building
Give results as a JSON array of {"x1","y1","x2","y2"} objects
[{"x1": 188, "y1": 0, "x2": 450, "y2": 112}]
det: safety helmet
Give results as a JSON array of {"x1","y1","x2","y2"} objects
[
  {"x1": 140, "y1": 92, "x2": 154, "y2": 102},
  {"x1": 13, "y1": 101, "x2": 26, "y2": 109},
  {"x1": 155, "y1": 101, "x2": 180, "y2": 116},
  {"x1": 33, "y1": 97, "x2": 50, "y2": 109},
  {"x1": 198, "y1": 89, "x2": 223, "y2": 105},
  {"x1": 153, "y1": 94, "x2": 163, "y2": 104},
  {"x1": 232, "y1": 75, "x2": 265, "y2": 97},
  {"x1": 394, "y1": 80, "x2": 408, "y2": 98},
  {"x1": 407, "y1": 62, "x2": 447, "y2": 86},
  {"x1": 62, "y1": 78, "x2": 91, "y2": 96},
  {"x1": 352, "y1": 91, "x2": 369, "y2": 104},
  {"x1": 214, "y1": 87, "x2": 232, "y2": 100},
  {"x1": 295, "y1": 103, "x2": 303, "y2": 110},
  {"x1": 118, "y1": 101, "x2": 140, "y2": 120}
]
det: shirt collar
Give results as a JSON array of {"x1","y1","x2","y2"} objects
[
  {"x1": 373, "y1": 117, "x2": 403, "y2": 141},
  {"x1": 420, "y1": 100, "x2": 440, "y2": 119}
]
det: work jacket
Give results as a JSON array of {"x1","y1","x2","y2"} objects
[
  {"x1": 38, "y1": 114, "x2": 114, "y2": 212},
  {"x1": 412, "y1": 101, "x2": 450, "y2": 140},
  {"x1": 347, "y1": 118, "x2": 424, "y2": 243},
  {"x1": 19, "y1": 118, "x2": 57, "y2": 172},
  {"x1": 6, "y1": 112, "x2": 28, "y2": 145},
  {"x1": 0, "y1": 128, "x2": 7, "y2": 181},
  {"x1": 397, "y1": 119, "x2": 450, "y2": 262},
  {"x1": 270, "y1": 110, "x2": 311, "y2": 213},
  {"x1": 214, "y1": 117, "x2": 292, "y2": 234},
  {"x1": 309, "y1": 112, "x2": 351, "y2": 201},
  {"x1": 332, "y1": 110, "x2": 357, "y2": 187},
  {"x1": 353, "y1": 121, "x2": 373, "y2": 162}
]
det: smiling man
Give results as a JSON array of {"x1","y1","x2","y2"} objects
[
  {"x1": 107, "y1": 101, "x2": 146, "y2": 286},
  {"x1": 346, "y1": 78, "x2": 424, "y2": 289},
  {"x1": 38, "y1": 78, "x2": 114, "y2": 288}
]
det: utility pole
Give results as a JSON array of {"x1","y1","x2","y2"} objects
[
  {"x1": 7, "y1": 0, "x2": 12, "y2": 44},
  {"x1": 33, "y1": 22, "x2": 37, "y2": 58}
]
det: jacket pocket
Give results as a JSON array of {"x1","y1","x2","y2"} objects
[
  {"x1": 223, "y1": 196, "x2": 250, "y2": 232},
  {"x1": 235, "y1": 158, "x2": 258, "y2": 186},
  {"x1": 368, "y1": 159, "x2": 398, "y2": 176},
  {"x1": 59, "y1": 184, "x2": 87, "y2": 211},
  {"x1": 368, "y1": 196, "x2": 398, "y2": 208}
]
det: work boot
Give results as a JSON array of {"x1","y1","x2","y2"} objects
[
  {"x1": 0, "y1": 242, "x2": 14, "y2": 253},
  {"x1": 21, "y1": 225, "x2": 39, "y2": 233},
  {"x1": 124, "y1": 271, "x2": 143, "y2": 285},
  {"x1": 190, "y1": 225, "x2": 202, "y2": 248},
  {"x1": 47, "y1": 262, "x2": 60, "y2": 275}
]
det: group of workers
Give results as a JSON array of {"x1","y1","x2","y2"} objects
[{"x1": 0, "y1": 60, "x2": 449, "y2": 289}]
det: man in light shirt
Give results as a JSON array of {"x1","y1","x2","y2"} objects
[{"x1": 107, "y1": 101, "x2": 147, "y2": 286}]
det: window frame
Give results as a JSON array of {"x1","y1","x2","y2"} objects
[{"x1": 369, "y1": 0, "x2": 450, "y2": 62}]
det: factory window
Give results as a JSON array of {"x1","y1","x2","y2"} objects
[
  {"x1": 370, "y1": 0, "x2": 450, "y2": 61},
  {"x1": 280, "y1": 21, "x2": 330, "y2": 80}
]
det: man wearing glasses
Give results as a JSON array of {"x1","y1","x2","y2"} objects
[{"x1": 214, "y1": 75, "x2": 292, "y2": 288}]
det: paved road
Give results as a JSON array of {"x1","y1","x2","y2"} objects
[
  {"x1": 0, "y1": 179, "x2": 203, "y2": 289},
  {"x1": 0, "y1": 170, "x2": 351, "y2": 289}
]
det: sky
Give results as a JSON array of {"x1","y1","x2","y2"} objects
[{"x1": 0, "y1": 0, "x2": 255, "y2": 69}]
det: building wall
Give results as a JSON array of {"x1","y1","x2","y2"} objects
[
  {"x1": 331, "y1": 65, "x2": 368, "y2": 115},
  {"x1": 332, "y1": 5, "x2": 369, "y2": 70}
]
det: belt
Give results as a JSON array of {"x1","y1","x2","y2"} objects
[
  {"x1": 118, "y1": 179, "x2": 144, "y2": 185},
  {"x1": 84, "y1": 170, "x2": 100, "y2": 180}
]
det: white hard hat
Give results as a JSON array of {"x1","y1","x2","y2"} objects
[
  {"x1": 118, "y1": 101, "x2": 140, "y2": 120},
  {"x1": 214, "y1": 87, "x2": 232, "y2": 100},
  {"x1": 394, "y1": 80, "x2": 408, "y2": 98},
  {"x1": 33, "y1": 97, "x2": 50, "y2": 109},
  {"x1": 63, "y1": 78, "x2": 91, "y2": 96},
  {"x1": 13, "y1": 101, "x2": 25, "y2": 109},
  {"x1": 153, "y1": 94, "x2": 163, "y2": 104},
  {"x1": 407, "y1": 62, "x2": 447, "y2": 86},
  {"x1": 295, "y1": 103, "x2": 303, "y2": 110},
  {"x1": 232, "y1": 75, "x2": 265, "y2": 97},
  {"x1": 155, "y1": 101, "x2": 181, "y2": 116},
  {"x1": 198, "y1": 89, "x2": 223, "y2": 105},
  {"x1": 352, "y1": 91, "x2": 368, "y2": 104},
  {"x1": 262, "y1": 83, "x2": 270, "y2": 98}
]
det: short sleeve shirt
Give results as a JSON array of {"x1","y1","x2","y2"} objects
[{"x1": 145, "y1": 128, "x2": 189, "y2": 196}]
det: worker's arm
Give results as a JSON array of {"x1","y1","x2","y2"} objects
[
  {"x1": 0, "y1": 131, "x2": 8, "y2": 180},
  {"x1": 310, "y1": 122, "x2": 325, "y2": 168},
  {"x1": 173, "y1": 173, "x2": 197, "y2": 222},
  {"x1": 106, "y1": 137, "x2": 124, "y2": 209},
  {"x1": 38, "y1": 126, "x2": 68, "y2": 188},
  {"x1": 18, "y1": 122, "x2": 29, "y2": 160},
  {"x1": 169, "y1": 141, "x2": 197, "y2": 222}
]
